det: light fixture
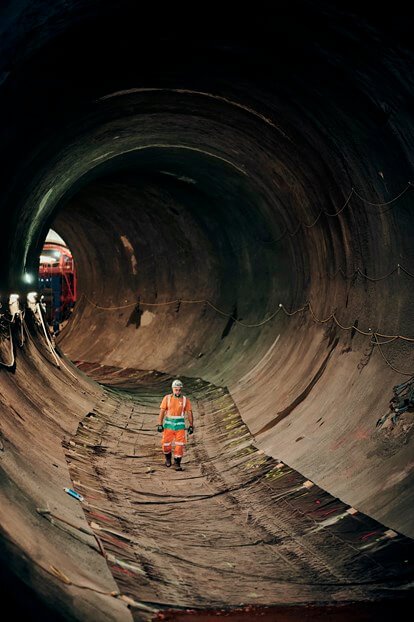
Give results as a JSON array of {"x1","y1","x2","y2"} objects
[
  {"x1": 9, "y1": 294, "x2": 20, "y2": 315},
  {"x1": 27, "y1": 292, "x2": 38, "y2": 308}
]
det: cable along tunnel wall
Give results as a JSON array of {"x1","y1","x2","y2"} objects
[{"x1": 1, "y1": 2, "x2": 414, "y2": 619}]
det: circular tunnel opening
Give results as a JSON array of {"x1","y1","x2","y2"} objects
[
  {"x1": 50, "y1": 144, "x2": 300, "y2": 380},
  {"x1": 36, "y1": 102, "x2": 414, "y2": 531}
]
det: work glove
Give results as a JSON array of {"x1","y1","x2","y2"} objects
[
  {"x1": 157, "y1": 424, "x2": 164, "y2": 433},
  {"x1": 188, "y1": 426, "x2": 194, "y2": 435}
]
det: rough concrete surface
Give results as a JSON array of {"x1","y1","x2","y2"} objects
[{"x1": 1, "y1": 2, "x2": 414, "y2": 620}]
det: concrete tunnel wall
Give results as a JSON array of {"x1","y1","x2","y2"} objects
[{"x1": 1, "y1": 1, "x2": 414, "y2": 618}]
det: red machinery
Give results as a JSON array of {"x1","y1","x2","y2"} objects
[{"x1": 38, "y1": 242, "x2": 77, "y2": 331}]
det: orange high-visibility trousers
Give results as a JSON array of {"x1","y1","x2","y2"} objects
[{"x1": 162, "y1": 428, "x2": 186, "y2": 458}]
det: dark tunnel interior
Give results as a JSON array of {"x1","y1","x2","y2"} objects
[{"x1": 1, "y1": 2, "x2": 414, "y2": 620}]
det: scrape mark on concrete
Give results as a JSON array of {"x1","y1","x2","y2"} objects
[
  {"x1": 140, "y1": 310, "x2": 154, "y2": 327},
  {"x1": 120, "y1": 235, "x2": 137, "y2": 274},
  {"x1": 255, "y1": 338, "x2": 339, "y2": 436}
]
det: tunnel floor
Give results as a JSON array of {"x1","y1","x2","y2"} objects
[{"x1": 57, "y1": 363, "x2": 414, "y2": 620}]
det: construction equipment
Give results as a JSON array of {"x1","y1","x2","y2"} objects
[
  {"x1": 376, "y1": 376, "x2": 414, "y2": 427},
  {"x1": 38, "y1": 242, "x2": 76, "y2": 333}
]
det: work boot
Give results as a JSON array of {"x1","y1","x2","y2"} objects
[
  {"x1": 174, "y1": 457, "x2": 183, "y2": 471},
  {"x1": 164, "y1": 452, "x2": 172, "y2": 467}
]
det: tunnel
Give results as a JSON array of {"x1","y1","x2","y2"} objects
[{"x1": 1, "y1": 2, "x2": 414, "y2": 620}]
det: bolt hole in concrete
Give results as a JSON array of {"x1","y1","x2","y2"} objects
[{"x1": 1, "y1": 4, "x2": 414, "y2": 621}]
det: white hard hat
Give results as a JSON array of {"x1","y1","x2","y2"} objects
[{"x1": 172, "y1": 379, "x2": 183, "y2": 388}]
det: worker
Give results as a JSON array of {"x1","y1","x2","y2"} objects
[{"x1": 157, "y1": 379, "x2": 194, "y2": 470}]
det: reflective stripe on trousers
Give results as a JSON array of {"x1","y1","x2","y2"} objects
[{"x1": 162, "y1": 428, "x2": 186, "y2": 457}]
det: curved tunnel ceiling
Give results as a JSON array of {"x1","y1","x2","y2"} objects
[{"x1": 1, "y1": 1, "x2": 414, "y2": 620}]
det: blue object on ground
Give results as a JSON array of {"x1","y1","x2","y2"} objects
[{"x1": 64, "y1": 487, "x2": 84, "y2": 501}]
